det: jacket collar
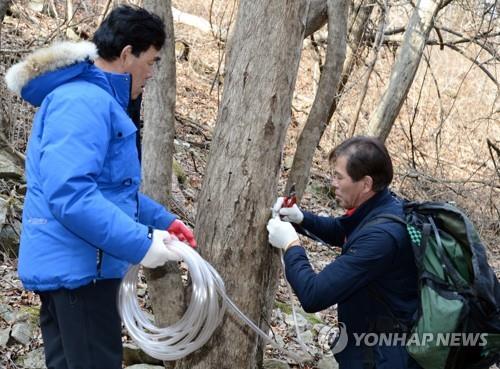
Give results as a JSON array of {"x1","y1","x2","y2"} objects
[
  {"x1": 337, "y1": 188, "x2": 392, "y2": 236},
  {"x1": 90, "y1": 67, "x2": 131, "y2": 109}
]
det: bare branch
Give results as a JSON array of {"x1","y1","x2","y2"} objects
[
  {"x1": 435, "y1": 27, "x2": 500, "y2": 62},
  {"x1": 350, "y1": 3, "x2": 388, "y2": 136},
  {"x1": 285, "y1": 0, "x2": 349, "y2": 199},
  {"x1": 433, "y1": 26, "x2": 444, "y2": 50},
  {"x1": 0, "y1": 48, "x2": 31, "y2": 53},
  {"x1": 97, "y1": 0, "x2": 112, "y2": 27},
  {"x1": 487, "y1": 139, "x2": 500, "y2": 178},
  {"x1": 369, "y1": 27, "x2": 500, "y2": 63},
  {"x1": 445, "y1": 43, "x2": 498, "y2": 86},
  {"x1": 0, "y1": 133, "x2": 25, "y2": 163},
  {"x1": 397, "y1": 169, "x2": 500, "y2": 190},
  {"x1": 367, "y1": 0, "x2": 445, "y2": 142}
]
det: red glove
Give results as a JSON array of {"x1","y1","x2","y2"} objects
[{"x1": 167, "y1": 220, "x2": 197, "y2": 248}]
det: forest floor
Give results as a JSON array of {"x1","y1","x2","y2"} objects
[{"x1": 0, "y1": 1, "x2": 499, "y2": 368}]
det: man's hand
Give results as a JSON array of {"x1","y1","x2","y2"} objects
[
  {"x1": 167, "y1": 219, "x2": 197, "y2": 248},
  {"x1": 272, "y1": 197, "x2": 304, "y2": 224},
  {"x1": 267, "y1": 217, "x2": 300, "y2": 250},
  {"x1": 141, "y1": 230, "x2": 181, "y2": 268}
]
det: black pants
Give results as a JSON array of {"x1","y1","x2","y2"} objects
[{"x1": 38, "y1": 279, "x2": 123, "y2": 369}]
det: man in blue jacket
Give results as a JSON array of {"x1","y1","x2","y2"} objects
[
  {"x1": 5, "y1": 5, "x2": 195, "y2": 369},
  {"x1": 267, "y1": 136, "x2": 421, "y2": 369}
]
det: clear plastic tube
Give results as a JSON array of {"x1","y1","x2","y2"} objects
[
  {"x1": 119, "y1": 240, "x2": 306, "y2": 362},
  {"x1": 280, "y1": 249, "x2": 314, "y2": 359}
]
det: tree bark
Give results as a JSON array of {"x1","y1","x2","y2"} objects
[
  {"x1": 366, "y1": 0, "x2": 443, "y2": 142},
  {"x1": 176, "y1": 1, "x2": 307, "y2": 368},
  {"x1": 286, "y1": 0, "x2": 372, "y2": 199},
  {"x1": 142, "y1": 0, "x2": 176, "y2": 198},
  {"x1": 305, "y1": 0, "x2": 327, "y2": 37},
  {"x1": 66, "y1": 0, "x2": 73, "y2": 23},
  {"x1": 141, "y1": 2, "x2": 183, "y2": 368}
]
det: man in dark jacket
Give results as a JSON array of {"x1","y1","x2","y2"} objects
[{"x1": 267, "y1": 136, "x2": 421, "y2": 369}]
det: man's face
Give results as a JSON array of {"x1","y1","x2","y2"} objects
[
  {"x1": 123, "y1": 46, "x2": 160, "y2": 99},
  {"x1": 331, "y1": 155, "x2": 368, "y2": 210}
]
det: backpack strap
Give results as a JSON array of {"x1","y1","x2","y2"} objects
[
  {"x1": 347, "y1": 212, "x2": 405, "y2": 249},
  {"x1": 361, "y1": 214, "x2": 414, "y2": 334},
  {"x1": 369, "y1": 213, "x2": 432, "y2": 271},
  {"x1": 364, "y1": 213, "x2": 406, "y2": 227}
]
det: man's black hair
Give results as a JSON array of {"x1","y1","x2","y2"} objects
[
  {"x1": 329, "y1": 136, "x2": 393, "y2": 192},
  {"x1": 93, "y1": 5, "x2": 166, "y2": 60}
]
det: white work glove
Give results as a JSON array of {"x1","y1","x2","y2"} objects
[
  {"x1": 140, "y1": 230, "x2": 181, "y2": 268},
  {"x1": 272, "y1": 197, "x2": 304, "y2": 224},
  {"x1": 267, "y1": 217, "x2": 300, "y2": 250}
]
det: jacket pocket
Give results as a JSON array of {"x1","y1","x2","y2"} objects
[{"x1": 108, "y1": 117, "x2": 140, "y2": 184}]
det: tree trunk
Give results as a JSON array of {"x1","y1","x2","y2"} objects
[
  {"x1": 286, "y1": 0, "x2": 372, "y2": 199},
  {"x1": 141, "y1": 1, "x2": 183, "y2": 368},
  {"x1": 66, "y1": 0, "x2": 73, "y2": 23},
  {"x1": 226, "y1": 1, "x2": 323, "y2": 86},
  {"x1": 176, "y1": 1, "x2": 307, "y2": 368},
  {"x1": 305, "y1": 0, "x2": 327, "y2": 37},
  {"x1": 366, "y1": 0, "x2": 443, "y2": 142}
]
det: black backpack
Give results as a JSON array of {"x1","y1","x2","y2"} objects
[{"x1": 371, "y1": 200, "x2": 500, "y2": 369}]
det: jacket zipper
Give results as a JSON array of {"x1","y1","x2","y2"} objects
[{"x1": 95, "y1": 249, "x2": 103, "y2": 282}]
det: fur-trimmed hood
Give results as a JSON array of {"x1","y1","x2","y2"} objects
[
  {"x1": 4, "y1": 41, "x2": 131, "y2": 108},
  {"x1": 6, "y1": 41, "x2": 98, "y2": 95},
  {"x1": 3, "y1": 41, "x2": 124, "y2": 107}
]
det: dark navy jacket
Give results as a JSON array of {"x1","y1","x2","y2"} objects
[{"x1": 283, "y1": 189, "x2": 421, "y2": 369}]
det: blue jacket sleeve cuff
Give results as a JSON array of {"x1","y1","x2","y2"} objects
[
  {"x1": 157, "y1": 212, "x2": 177, "y2": 230},
  {"x1": 137, "y1": 193, "x2": 177, "y2": 229},
  {"x1": 129, "y1": 223, "x2": 154, "y2": 264}
]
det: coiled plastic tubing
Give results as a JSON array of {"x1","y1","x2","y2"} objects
[{"x1": 118, "y1": 239, "x2": 307, "y2": 362}]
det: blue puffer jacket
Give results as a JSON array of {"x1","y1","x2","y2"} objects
[
  {"x1": 284, "y1": 189, "x2": 421, "y2": 369},
  {"x1": 5, "y1": 41, "x2": 176, "y2": 291}
]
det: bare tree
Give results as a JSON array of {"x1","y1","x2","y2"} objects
[
  {"x1": 285, "y1": 0, "x2": 349, "y2": 199},
  {"x1": 176, "y1": 1, "x2": 308, "y2": 368},
  {"x1": 141, "y1": 2, "x2": 184, "y2": 368},
  {"x1": 349, "y1": 2, "x2": 387, "y2": 136},
  {"x1": 286, "y1": 0, "x2": 374, "y2": 198},
  {"x1": 367, "y1": 0, "x2": 444, "y2": 141}
]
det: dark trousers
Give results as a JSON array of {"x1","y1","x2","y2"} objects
[{"x1": 38, "y1": 279, "x2": 123, "y2": 369}]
